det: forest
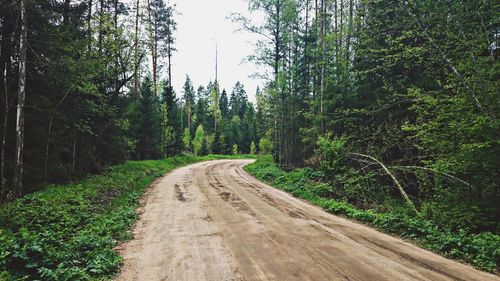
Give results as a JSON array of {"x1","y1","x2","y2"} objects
[
  {"x1": 0, "y1": 0, "x2": 265, "y2": 201},
  {"x1": 0, "y1": 0, "x2": 499, "y2": 278},
  {"x1": 230, "y1": 0, "x2": 499, "y2": 233}
]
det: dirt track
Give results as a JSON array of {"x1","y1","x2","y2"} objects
[{"x1": 116, "y1": 159, "x2": 498, "y2": 281}]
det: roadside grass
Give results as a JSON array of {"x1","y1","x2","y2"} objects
[
  {"x1": 0, "y1": 154, "x2": 254, "y2": 281},
  {"x1": 244, "y1": 155, "x2": 500, "y2": 273}
]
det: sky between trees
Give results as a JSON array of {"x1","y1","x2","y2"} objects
[{"x1": 171, "y1": 0, "x2": 265, "y2": 102}]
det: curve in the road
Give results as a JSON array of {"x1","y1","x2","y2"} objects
[{"x1": 116, "y1": 159, "x2": 498, "y2": 281}]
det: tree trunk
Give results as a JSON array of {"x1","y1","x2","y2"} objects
[
  {"x1": 114, "y1": 0, "x2": 118, "y2": 27},
  {"x1": 44, "y1": 89, "x2": 70, "y2": 182},
  {"x1": 167, "y1": 38, "x2": 172, "y2": 87},
  {"x1": 44, "y1": 117, "x2": 53, "y2": 181},
  {"x1": 345, "y1": 0, "x2": 353, "y2": 64},
  {"x1": 146, "y1": 0, "x2": 157, "y2": 96},
  {"x1": 320, "y1": 0, "x2": 326, "y2": 134},
  {"x1": 14, "y1": 0, "x2": 27, "y2": 197},
  {"x1": 72, "y1": 129, "x2": 77, "y2": 176},
  {"x1": 98, "y1": 0, "x2": 103, "y2": 51},
  {"x1": 63, "y1": 0, "x2": 71, "y2": 25},
  {"x1": 133, "y1": 0, "x2": 140, "y2": 97},
  {"x1": 87, "y1": 0, "x2": 92, "y2": 51},
  {"x1": 1, "y1": 64, "x2": 8, "y2": 194},
  {"x1": 187, "y1": 99, "x2": 191, "y2": 131}
]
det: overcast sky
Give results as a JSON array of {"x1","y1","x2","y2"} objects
[{"x1": 170, "y1": 0, "x2": 264, "y2": 102}]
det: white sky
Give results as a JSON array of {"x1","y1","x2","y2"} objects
[{"x1": 170, "y1": 0, "x2": 264, "y2": 102}]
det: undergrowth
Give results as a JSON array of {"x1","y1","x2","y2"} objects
[
  {"x1": 0, "y1": 154, "x2": 252, "y2": 281},
  {"x1": 244, "y1": 155, "x2": 500, "y2": 273}
]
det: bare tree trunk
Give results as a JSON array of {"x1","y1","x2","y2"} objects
[
  {"x1": 63, "y1": 0, "x2": 71, "y2": 25},
  {"x1": 320, "y1": 0, "x2": 326, "y2": 134},
  {"x1": 167, "y1": 38, "x2": 172, "y2": 87},
  {"x1": 146, "y1": 0, "x2": 157, "y2": 96},
  {"x1": 72, "y1": 129, "x2": 77, "y2": 176},
  {"x1": 187, "y1": 99, "x2": 191, "y2": 131},
  {"x1": 340, "y1": 0, "x2": 344, "y2": 60},
  {"x1": 215, "y1": 42, "x2": 218, "y2": 83},
  {"x1": 114, "y1": 0, "x2": 118, "y2": 27},
  {"x1": 14, "y1": 0, "x2": 27, "y2": 197},
  {"x1": 44, "y1": 89, "x2": 70, "y2": 181},
  {"x1": 44, "y1": 117, "x2": 53, "y2": 181},
  {"x1": 180, "y1": 102, "x2": 184, "y2": 132},
  {"x1": 98, "y1": 0, "x2": 103, "y2": 51},
  {"x1": 334, "y1": 0, "x2": 340, "y2": 77},
  {"x1": 87, "y1": 0, "x2": 92, "y2": 51},
  {"x1": 1, "y1": 64, "x2": 8, "y2": 193},
  {"x1": 133, "y1": 0, "x2": 140, "y2": 97},
  {"x1": 345, "y1": 0, "x2": 353, "y2": 64},
  {"x1": 214, "y1": 44, "x2": 218, "y2": 132}
]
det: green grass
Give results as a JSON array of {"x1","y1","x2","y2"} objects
[
  {"x1": 244, "y1": 155, "x2": 500, "y2": 273},
  {"x1": 0, "y1": 154, "x2": 254, "y2": 281}
]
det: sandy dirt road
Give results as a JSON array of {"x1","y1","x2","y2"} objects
[{"x1": 116, "y1": 159, "x2": 498, "y2": 281}]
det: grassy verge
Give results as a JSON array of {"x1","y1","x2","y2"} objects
[
  {"x1": 244, "y1": 156, "x2": 499, "y2": 272},
  {"x1": 0, "y1": 154, "x2": 253, "y2": 281}
]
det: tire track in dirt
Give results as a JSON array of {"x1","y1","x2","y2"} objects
[{"x1": 116, "y1": 159, "x2": 499, "y2": 281}]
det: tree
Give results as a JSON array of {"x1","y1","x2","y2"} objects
[
  {"x1": 229, "y1": 82, "x2": 248, "y2": 119},
  {"x1": 182, "y1": 75, "x2": 195, "y2": 132},
  {"x1": 240, "y1": 0, "x2": 499, "y2": 229},
  {"x1": 210, "y1": 83, "x2": 222, "y2": 131},
  {"x1": 147, "y1": 0, "x2": 177, "y2": 95},
  {"x1": 129, "y1": 77, "x2": 162, "y2": 160},
  {"x1": 161, "y1": 84, "x2": 182, "y2": 155},
  {"x1": 250, "y1": 141, "x2": 256, "y2": 154},
  {"x1": 211, "y1": 130, "x2": 222, "y2": 154},
  {"x1": 193, "y1": 124, "x2": 205, "y2": 155},
  {"x1": 219, "y1": 89, "x2": 229, "y2": 118},
  {"x1": 13, "y1": 0, "x2": 27, "y2": 197},
  {"x1": 182, "y1": 127, "x2": 191, "y2": 152}
]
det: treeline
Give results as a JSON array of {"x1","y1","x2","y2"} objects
[
  {"x1": 178, "y1": 78, "x2": 265, "y2": 156},
  {"x1": 235, "y1": 0, "x2": 499, "y2": 232},
  {"x1": 134, "y1": 75, "x2": 265, "y2": 160},
  {"x1": 0, "y1": 0, "x2": 180, "y2": 201}
]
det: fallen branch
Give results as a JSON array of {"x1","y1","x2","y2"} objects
[
  {"x1": 348, "y1": 153, "x2": 419, "y2": 215},
  {"x1": 391, "y1": 165, "x2": 474, "y2": 190}
]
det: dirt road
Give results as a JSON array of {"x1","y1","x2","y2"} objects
[{"x1": 116, "y1": 160, "x2": 498, "y2": 281}]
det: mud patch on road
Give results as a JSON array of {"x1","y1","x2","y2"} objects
[
  {"x1": 175, "y1": 184, "x2": 186, "y2": 202},
  {"x1": 220, "y1": 191, "x2": 231, "y2": 201},
  {"x1": 202, "y1": 215, "x2": 214, "y2": 222}
]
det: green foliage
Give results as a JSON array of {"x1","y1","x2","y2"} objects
[
  {"x1": 182, "y1": 128, "x2": 192, "y2": 152},
  {"x1": 245, "y1": 157, "x2": 500, "y2": 272},
  {"x1": 193, "y1": 125, "x2": 206, "y2": 155},
  {"x1": 316, "y1": 134, "x2": 347, "y2": 176},
  {"x1": 128, "y1": 77, "x2": 163, "y2": 160},
  {"x1": 239, "y1": 0, "x2": 499, "y2": 241},
  {"x1": 199, "y1": 138, "x2": 209, "y2": 156},
  {"x1": 250, "y1": 141, "x2": 256, "y2": 155},
  {"x1": 0, "y1": 155, "x2": 253, "y2": 280},
  {"x1": 258, "y1": 138, "x2": 273, "y2": 154},
  {"x1": 232, "y1": 144, "x2": 239, "y2": 155}
]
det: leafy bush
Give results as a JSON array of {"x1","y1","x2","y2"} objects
[
  {"x1": 245, "y1": 156, "x2": 500, "y2": 272},
  {"x1": 258, "y1": 137, "x2": 273, "y2": 154},
  {"x1": 316, "y1": 133, "x2": 347, "y2": 177}
]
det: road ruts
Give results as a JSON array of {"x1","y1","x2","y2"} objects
[{"x1": 116, "y1": 159, "x2": 499, "y2": 281}]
